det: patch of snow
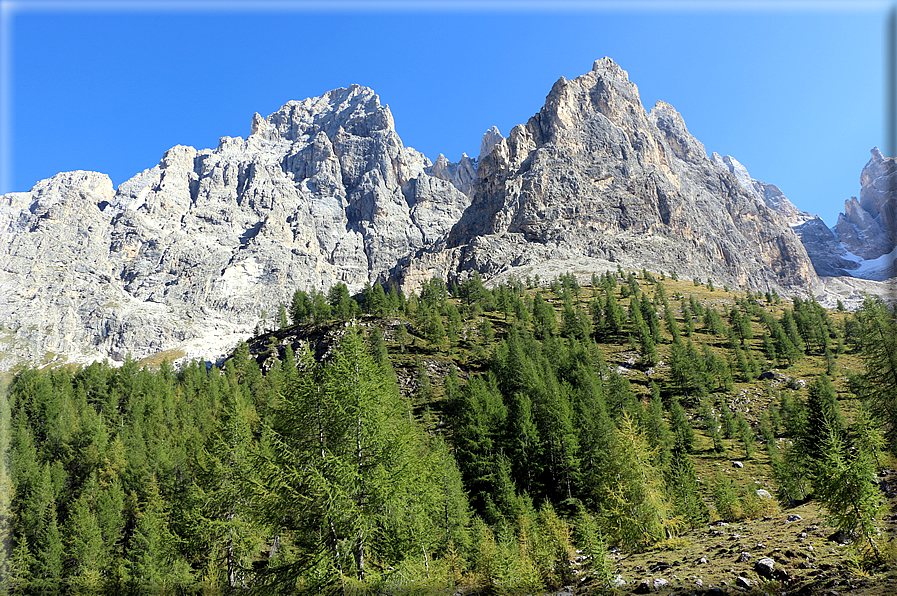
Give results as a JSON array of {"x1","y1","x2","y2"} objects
[{"x1": 850, "y1": 245, "x2": 896, "y2": 280}]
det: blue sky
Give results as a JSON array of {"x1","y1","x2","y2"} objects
[{"x1": 2, "y1": 1, "x2": 893, "y2": 229}]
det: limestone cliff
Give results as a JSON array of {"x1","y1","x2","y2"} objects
[
  {"x1": 0, "y1": 86, "x2": 469, "y2": 369},
  {"x1": 4, "y1": 58, "x2": 879, "y2": 371},
  {"x1": 396, "y1": 58, "x2": 817, "y2": 295}
]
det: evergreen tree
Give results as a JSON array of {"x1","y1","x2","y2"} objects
[
  {"x1": 278, "y1": 302, "x2": 289, "y2": 329},
  {"x1": 813, "y1": 412, "x2": 885, "y2": 558},
  {"x1": 507, "y1": 391, "x2": 540, "y2": 496},
  {"x1": 0, "y1": 390, "x2": 11, "y2": 592},
  {"x1": 327, "y1": 282, "x2": 358, "y2": 320},
  {"x1": 65, "y1": 492, "x2": 106, "y2": 591},
  {"x1": 600, "y1": 414, "x2": 678, "y2": 550},
  {"x1": 854, "y1": 298, "x2": 897, "y2": 454},
  {"x1": 668, "y1": 396, "x2": 695, "y2": 453},
  {"x1": 395, "y1": 322, "x2": 410, "y2": 353},
  {"x1": 667, "y1": 444, "x2": 710, "y2": 528},
  {"x1": 602, "y1": 290, "x2": 625, "y2": 339},
  {"x1": 800, "y1": 375, "x2": 844, "y2": 467}
]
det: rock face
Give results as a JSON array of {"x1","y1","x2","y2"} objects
[
  {"x1": 3, "y1": 58, "x2": 881, "y2": 370},
  {"x1": 829, "y1": 148, "x2": 896, "y2": 280},
  {"x1": 710, "y1": 147, "x2": 896, "y2": 282},
  {"x1": 0, "y1": 85, "x2": 470, "y2": 369},
  {"x1": 396, "y1": 58, "x2": 817, "y2": 295}
]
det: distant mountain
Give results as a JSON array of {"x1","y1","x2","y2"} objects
[
  {"x1": 0, "y1": 86, "x2": 470, "y2": 369},
  {"x1": 711, "y1": 147, "x2": 896, "y2": 282},
  {"x1": 0, "y1": 58, "x2": 888, "y2": 370}
]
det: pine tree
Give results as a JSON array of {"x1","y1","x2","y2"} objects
[
  {"x1": 800, "y1": 375, "x2": 844, "y2": 467},
  {"x1": 711, "y1": 473, "x2": 742, "y2": 521},
  {"x1": 0, "y1": 390, "x2": 11, "y2": 593},
  {"x1": 668, "y1": 396, "x2": 695, "y2": 453},
  {"x1": 31, "y1": 463, "x2": 63, "y2": 587},
  {"x1": 601, "y1": 413, "x2": 678, "y2": 550},
  {"x1": 65, "y1": 492, "x2": 106, "y2": 591},
  {"x1": 507, "y1": 391, "x2": 540, "y2": 496},
  {"x1": 667, "y1": 444, "x2": 710, "y2": 528},
  {"x1": 854, "y1": 298, "x2": 897, "y2": 454},
  {"x1": 813, "y1": 414, "x2": 885, "y2": 558},
  {"x1": 395, "y1": 322, "x2": 410, "y2": 353},
  {"x1": 278, "y1": 302, "x2": 289, "y2": 329}
]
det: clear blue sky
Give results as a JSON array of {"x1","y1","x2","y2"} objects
[{"x1": 2, "y1": 1, "x2": 893, "y2": 229}]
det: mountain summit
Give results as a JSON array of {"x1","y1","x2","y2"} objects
[
  {"x1": 396, "y1": 58, "x2": 817, "y2": 293},
  {"x1": 0, "y1": 58, "x2": 890, "y2": 369}
]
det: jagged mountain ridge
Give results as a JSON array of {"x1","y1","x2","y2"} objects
[
  {"x1": 0, "y1": 85, "x2": 470, "y2": 369},
  {"x1": 395, "y1": 58, "x2": 817, "y2": 294},
  {"x1": 711, "y1": 147, "x2": 896, "y2": 281},
  {"x1": 0, "y1": 58, "x2": 885, "y2": 370}
]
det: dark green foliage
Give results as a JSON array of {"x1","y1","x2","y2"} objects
[
  {"x1": 10, "y1": 281, "x2": 894, "y2": 592},
  {"x1": 327, "y1": 281, "x2": 359, "y2": 320},
  {"x1": 532, "y1": 292, "x2": 557, "y2": 340},
  {"x1": 668, "y1": 444, "x2": 710, "y2": 527},
  {"x1": 668, "y1": 396, "x2": 695, "y2": 453},
  {"x1": 278, "y1": 302, "x2": 289, "y2": 329},
  {"x1": 853, "y1": 298, "x2": 897, "y2": 454}
]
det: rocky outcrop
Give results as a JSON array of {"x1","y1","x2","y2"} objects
[
  {"x1": 710, "y1": 147, "x2": 895, "y2": 282},
  {"x1": 0, "y1": 85, "x2": 470, "y2": 369},
  {"x1": 396, "y1": 58, "x2": 817, "y2": 295},
  {"x1": 790, "y1": 217, "x2": 861, "y2": 278},
  {"x1": 710, "y1": 153, "x2": 814, "y2": 227},
  {"x1": 831, "y1": 148, "x2": 896, "y2": 276},
  {"x1": 427, "y1": 153, "x2": 478, "y2": 198}
]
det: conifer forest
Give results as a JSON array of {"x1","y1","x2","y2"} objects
[{"x1": 1, "y1": 272, "x2": 895, "y2": 595}]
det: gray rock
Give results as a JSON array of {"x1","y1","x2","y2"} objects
[
  {"x1": 736, "y1": 576, "x2": 752, "y2": 589},
  {"x1": 398, "y1": 57, "x2": 818, "y2": 297},
  {"x1": 4, "y1": 58, "x2": 887, "y2": 370},
  {"x1": 733, "y1": 461, "x2": 744, "y2": 469},
  {"x1": 786, "y1": 514, "x2": 803, "y2": 523},
  {"x1": 611, "y1": 575, "x2": 627, "y2": 588},
  {"x1": 756, "y1": 489, "x2": 773, "y2": 500},
  {"x1": 479, "y1": 126, "x2": 504, "y2": 161},
  {"x1": 652, "y1": 577, "x2": 669, "y2": 590},
  {"x1": 733, "y1": 146, "x2": 895, "y2": 281},
  {"x1": 0, "y1": 86, "x2": 470, "y2": 369},
  {"x1": 427, "y1": 153, "x2": 478, "y2": 198},
  {"x1": 755, "y1": 557, "x2": 775, "y2": 579},
  {"x1": 737, "y1": 551, "x2": 751, "y2": 563},
  {"x1": 792, "y1": 217, "x2": 862, "y2": 277}
]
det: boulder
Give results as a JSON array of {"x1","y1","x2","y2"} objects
[{"x1": 755, "y1": 557, "x2": 776, "y2": 579}]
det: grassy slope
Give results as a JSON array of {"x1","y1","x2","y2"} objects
[{"x1": 243, "y1": 275, "x2": 897, "y2": 594}]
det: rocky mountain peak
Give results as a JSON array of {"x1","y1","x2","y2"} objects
[
  {"x1": 529, "y1": 57, "x2": 645, "y2": 148},
  {"x1": 858, "y1": 147, "x2": 895, "y2": 223},
  {"x1": 650, "y1": 101, "x2": 707, "y2": 163},
  {"x1": 3, "y1": 58, "x2": 886, "y2": 372},
  {"x1": 400, "y1": 58, "x2": 817, "y2": 297},
  {"x1": 251, "y1": 84, "x2": 394, "y2": 143},
  {"x1": 832, "y1": 147, "x2": 896, "y2": 264},
  {"x1": 479, "y1": 126, "x2": 504, "y2": 161}
]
